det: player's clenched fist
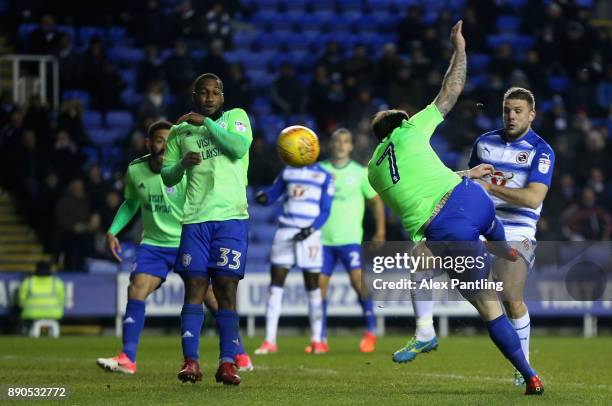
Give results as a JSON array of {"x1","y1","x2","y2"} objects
[
  {"x1": 468, "y1": 163, "x2": 495, "y2": 179},
  {"x1": 181, "y1": 151, "x2": 202, "y2": 168},
  {"x1": 450, "y1": 20, "x2": 465, "y2": 50},
  {"x1": 177, "y1": 112, "x2": 205, "y2": 126}
]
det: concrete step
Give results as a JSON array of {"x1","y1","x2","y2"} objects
[
  {"x1": 0, "y1": 243, "x2": 44, "y2": 254},
  {"x1": 0, "y1": 233, "x2": 37, "y2": 243},
  {"x1": 0, "y1": 253, "x2": 52, "y2": 262},
  {"x1": 0, "y1": 263, "x2": 36, "y2": 272}
]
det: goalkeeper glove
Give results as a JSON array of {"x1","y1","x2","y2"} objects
[{"x1": 293, "y1": 227, "x2": 314, "y2": 242}]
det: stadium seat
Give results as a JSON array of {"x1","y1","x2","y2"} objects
[
  {"x1": 18, "y1": 23, "x2": 38, "y2": 42},
  {"x1": 83, "y1": 110, "x2": 103, "y2": 128},
  {"x1": 78, "y1": 26, "x2": 106, "y2": 46},
  {"x1": 107, "y1": 46, "x2": 146, "y2": 66},
  {"x1": 327, "y1": 15, "x2": 352, "y2": 34},
  {"x1": 62, "y1": 90, "x2": 90, "y2": 107},
  {"x1": 281, "y1": 33, "x2": 312, "y2": 51},
  {"x1": 252, "y1": 97, "x2": 273, "y2": 115},
  {"x1": 548, "y1": 76, "x2": 570, "y2": 93},
  {"x1": 310, "y1": 0, "x2": 335, "y2": 13},
  {"x1": 57, "y1": 25, "x2": 76, "y2": 40},
  {"x1": 106, "y1": 110, "x2": 134, "y2": 130},
  {"x1": 248, "y1": 69, "x2": 275, "y2": 88},
  {"x1": 257, "y1": 32, "x2": 283, "y2": 51},
  {"x1": 120, "y1": 89, "x2": 143, "y2": 108},
  {"x1": 496, "y1": 15, "x2": 520, "y2": 34},
  {"x1": 468, "y1": 54, "x2": 491, "y2": 73},
  {"x1": 254, "y1": 0, "x2": 280, "y2": 13},
  {"x1": 233, "y1": 30, "x2": 258, "y2": 50},
  {"x1": 119, "y1": 69, "x2": 138, "y2": 86},
  {"x1": 108, "y1": 26, "x2": 127, "y2": 44}
]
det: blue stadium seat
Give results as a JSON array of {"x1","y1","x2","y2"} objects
[
  {"x1": 496, "y1": 15, "x2": 520, "y2": 34},
  {"x1": 257, "y1": 32, "x2": 283, "y2": 51},
  {"x1": 62, "y1": 90, "x2": 90, "y2": 107},
  {"x1": 468, "y1": 54, "x2": 491, "y2": 73},
  {"x1": 57, "y1": 25, "x2": 76, "y2": 40},
  {"x1": 108, "y1": 26, "x2": 127, "y2": 44},
  {"x1": 282, "y1": 33, "x2": 312, "y2": 51},
  {"x1": 311, "y1": 0, "x2": 336, "y2": 13},
  {"x1": 82, "y1": 146, "x2": 99, "y2": 166},
  {"x1": 248, "y1": 69, "x2": 275, "y2": 88},
  {"x1": 252, "y1": 97, "x2": 273, "y2": 115},
  {"x1": 120, "y1": 89, "x2": 143, "y2": 108},
  {"x1": 355, "y1": 15, "x2": 378, "y2": 33},
  {"x1": 108, "y1": 47, "x2": 146, "y2": 65},
  {"x1": 337, "y1": 0, "x2": 364, "y2": 14},
  {"x1": 548, "y1": 76, "x2": 570, "y2": 93},
  {"x1": 297, "y1": 13, "x2": 330, "y2": 33},
  {"x1": 83, "y1": 110, "x2": 103, "y2": 128},
  {"x1": 233, "y1": 30, "x2": 258, "y2": 50},
  {"x1": 106, "y1": 110, "x2": 134, "y2": 130},
  {"x1": 327, "y1": 15, "x2": 352, "y2": 33},
  {"x1": 18, "y1": 23, "x2": 38, "y2": 42},
  {"x1": 119, "y1": 69, "x2": 138, "y2": 86},
  {"x1": 254, "y1": 0, "x2": 279, "y2": 12},
  {"x1": 79, "y1": 26, "x2": 106, "y2": 46}
]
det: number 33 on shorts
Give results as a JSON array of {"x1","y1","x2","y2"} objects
[{"x1": 216, "y1": 247, "x2": 241, "y2": 270}]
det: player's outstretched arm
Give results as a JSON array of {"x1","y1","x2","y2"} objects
[
  {"x1": 106, "y1": 199, "x2": 140, "y2": 262},
  {"x1": 433, "y1": 20, "x2": 466, "y2": 117},
  {"x1": 255, "y1": 174, "x2": 286, "y2": 206}
]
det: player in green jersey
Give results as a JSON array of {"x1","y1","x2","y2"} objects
[
  {"x1": 367, "y1": 21, "x2": 544, "y2": 395},
  {"x1": 97, "y1": 119, "x2": 253, "y2": 376},
  {"x1": 162, "y1": 73, "x2": 252, "y2": 385},
  {"x1": 318, "y1": 128, "x2": 385, "y2": 353}
]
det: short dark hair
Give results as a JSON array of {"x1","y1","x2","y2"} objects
[
  {"x1": 503, "y1": 87, "x2": 535, "y2": 110},
  {"x1": 147, "y1": 120, "x2": 173, "y2": 138},
  {"x1": 371, "y1": 110, "x2": 410, "y2": 142},
  {"x1": 192, "y1": 73, "x2": 223, "y2": 92}
]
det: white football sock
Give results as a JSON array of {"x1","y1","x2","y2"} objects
[
  {"x1": 307, "y1": 288, "x2": 323, "y2": 343},
  {"x1": 264, "y1": 286, "x2": 284, "y2": 344},
  {"x1": 510, "y1": 310, "x2": 531, "y2": 362},
  {"x1": 411, "y1": 270, "x2": 436, "y2": 341}
]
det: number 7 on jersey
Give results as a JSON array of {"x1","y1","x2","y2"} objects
[{"x1": 376, "y1": 142, "x2": 400, "y2": 184}]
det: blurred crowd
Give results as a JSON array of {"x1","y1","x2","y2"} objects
[{"x1": 0, "y1": 0, "x2": 610, "y2": 270}]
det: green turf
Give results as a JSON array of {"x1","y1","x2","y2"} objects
[{"x1": 0, "y1": 335, "x2": 611, "y2": 405}]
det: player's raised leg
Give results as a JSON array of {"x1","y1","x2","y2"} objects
[
  {"x1": 97, "y1": 272, "x2": 161, "y2": 374},
  {"x1": 255, "y1": 265, "x2": 289, "y2": 354}
]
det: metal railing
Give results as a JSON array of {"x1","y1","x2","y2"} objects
[{"x1": 0, "y1": 54, "x2": 59, "y2": 111}]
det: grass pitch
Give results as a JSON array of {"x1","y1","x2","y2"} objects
[{"x1": 0, "y1": 335, "x2": 611, "y2": 405}]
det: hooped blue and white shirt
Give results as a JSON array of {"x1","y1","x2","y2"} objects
[{"x1": 469, "y1": 128, "x2": 555, "y2": 240}]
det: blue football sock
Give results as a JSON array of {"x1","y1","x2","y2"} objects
[
  {"x1": 359, "y1": 298, "x2": 376, "y2": 334},
  {"x1": 321, "y1": 298, "x2": 328, "y2": 341},
  {"x1": 484, "y1": 217, "x2": 507, "y2": 241},
  {"x1": 122, "y1": 299, "x2": 146, "y2": 363},
  {"x1": 236, "y1": 332, "x2": 246, "y2": 355},
  {"x1": 180, "y1": 304, "x2": 204, "y2": 360},
  {"x1": 216, "y1": 309, "x2": 239, "y2": 364},
  {"x1": 487, "y1": 315, "x2": 536, "y2": 380}
]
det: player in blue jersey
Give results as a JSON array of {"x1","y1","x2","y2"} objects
[
  {"x1": 253, "y1": 163, "x2": 334, "y2": 355},
  {"x1": 469, "y1": 87, "x2": 554, "y2": 386}
]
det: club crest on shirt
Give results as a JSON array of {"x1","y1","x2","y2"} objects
[
  {"x1": 235, "y1": 120, "x2": 246, "y2": 132},
  {"x1": 516, "y1": 151, "x2": 529, "y2": 164},
  {"x1": 538, "y1": 154, "x2": 551, "y2": 174},
  {"x1": 166, "y1": 186, "x2": 176, "y2": 194},
  {"x1": 490, "y1": 171, "x2": 514, "y2": 187},
  {"x1": 182, "y1": 253, "x2": 192, "y2": 267},
  {"x1": 219, "y1": 122, "x2": 227, "y2": 129}
]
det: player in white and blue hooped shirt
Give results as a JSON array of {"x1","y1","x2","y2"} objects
[
  {"x1": 469, "y1": 87, "x2": 554, "y2": 387},
  {"x1": 253, "y1": 163, "x2": 334, "y2": 355}
]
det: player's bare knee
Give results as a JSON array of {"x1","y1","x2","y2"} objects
[
  {"x1": 128, "y1": 275, "x2": 159, "y2": 300},
  {"x1": 185, "y1": 276, "x2": 209, "y2": 304},
  {"x1": 349, "y1": 269, "x2": 363, "y2": 296},
  {"x1": 504, "y1": 300, "x2": 527, "y2": 319},
  {"x1": 303, "y1": 271, "x2": 319, "y2": 291},
  {"x1": 319, "y1": 275, "x2": 329, "y2": 298},
  {"x1": 270, "y1": 266, "x2": 289, "y2": 287}
]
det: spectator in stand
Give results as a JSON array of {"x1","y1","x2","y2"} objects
[
  {"x1": 58, "y1": 100, "x2": 89, "y2": 147},
  {"x1": 172, "y1": 0, "x2": 204, "y2": 48},
  {"x1": 37, "y1": 173, "x2": 61, "y2": 251},
  {"x1": 51, "y1": 130, "x2": 85, "y2": 188},
  {"x1": 121, "y1": 131, "x2": 148, "y2": 169},
  {"x1": 562, "y1": 187, "x2": 611, "y2": 241},
  {"x1": 81, "y1": 37, "x2": 106, "y2": 87},
  {"x1": 12, "y1": 130, "x2": 45, "y2": 203},
  {"x1": 343, "y1": 44, "x2": 374, "y2": 97},
  {"x1": 138, "y1": 80, "x2": 167, "y2": 122},
  {"x1": 376, "y1": 43, "x2": 403, "y2": 90},
  {"x1": 92, "y1": 59, "x2": 126, "y2": 111},
  {"x1": 345, "y1": 87, "x2": 377, "y2": 131},
  {"x1": 224, "y1": 63, "x2": 254, "y2": 110},
  {"x1": 138, "y1": 44, "x2": 165, "y2": 92},
  {"x1": 204, "y1": 2, "x2": 231, "y2": 47},
  {"x1": 490, "y1": 43, "x2": 518, "y2": 82},
  {"x1": 568, "y1": 68, "x2": 598, "y2": 114},
  {"x1": 99, "y1": 190, "x2": 122, "y2": 231},
  {"x1": 201, "y1": 39, "x2": 229, "y2": 79},
  {"x1": 596, "y1": 66, "x2": 612, "y2": 114},
  {"x1": 318, "y1": 41, "x2": 344, "y2": 77},
  {"x1": 164, "y1": 39, "x2": 197, "y2": 95},
  {"x1": 132, "y1": 0, "x2": 169, "y2": 47},
  {"x1": 307, "y1": 65, "x2": 332, "y2": 131},
  {"x1": 85, "y1": 164, "x2": 111, "y2": 212},
  {"x1": 54, "y1": 179, "x2": 91, "y2": 269},
  {"x1": 397, "y1": 6, "x2": 425, "y2": 54},
  {"x1": 56, "y1": 33, "x2": 82, "y2": 90},
  {"x1": 587, "y1": 168, "x2": 610, "y2": 208},
  {"x1": 29, "y1": 14, "x2": 60, "y2": 54},
  {"x1": 270, "y1": 63, "x2": 305, "y2": 117}
]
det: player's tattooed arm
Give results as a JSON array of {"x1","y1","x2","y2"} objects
[{"x1": 433, "y1": 20, "x2": 466, "y2": 117}]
